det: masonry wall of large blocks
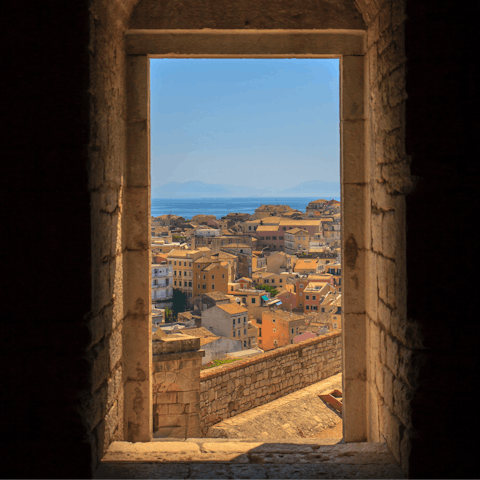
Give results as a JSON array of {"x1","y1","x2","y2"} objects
[
  {"x1": 152, "y1": 335, "x2": 204, "y2": 438},
  {"x1": 3, "y1": 0, "x2": 476, "y2": 478},
  {"x1": 199, "y1": 333, "x2": 342, "y2": 436}
]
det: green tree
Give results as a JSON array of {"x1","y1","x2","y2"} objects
[
  {"x1": 164, "y1": 306, "x2": 173, "y2": 323},
  {"x1": 256, "y1": 284, "x2": 279, "y2": 297}
]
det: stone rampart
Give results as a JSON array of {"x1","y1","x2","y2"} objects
[{"x1": 199, "y1": 332, "x2": 342, "y2": 435}]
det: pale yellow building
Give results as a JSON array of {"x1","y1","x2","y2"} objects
[
  {"x1": 284, "y1": 228, "x2": 310, "y2": 254},
  {"x1": 167, "y1": 247, "x2": 211, "y2": 303}
]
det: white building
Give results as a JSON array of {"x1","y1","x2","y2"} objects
[{"x1": 152, "y1": 262, "x2": 173, "y2": 308}]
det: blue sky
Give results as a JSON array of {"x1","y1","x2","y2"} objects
[{"x1": 150, "y1": 59, "x2": 339, "y2": 190}]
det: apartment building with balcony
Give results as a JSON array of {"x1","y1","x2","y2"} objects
[{"x1": 151, "y1": 262, "x2": 173, "y2": 308}]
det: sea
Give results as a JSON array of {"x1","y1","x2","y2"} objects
[{"x1": 151, "y1": 197, "x2": 340, "y2": 219}]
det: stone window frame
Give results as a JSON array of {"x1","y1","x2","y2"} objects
[{"x1": 124, "y1": 29, "x2": 367, "y2": 443}]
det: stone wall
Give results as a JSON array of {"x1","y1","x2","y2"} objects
[
  {"x1": 152, "y1": 334, "x2": 204, "y2": 438},
  {"x1": 353, "y1": 0, "x2": 417, "y2": 475},
  {"x1": 5, "y1": 1, "x2": 478, "y2": 478},
  {"x1": 199, "y1": 332, "x2": 342, "y2": 436},
  {"x1": 87, "y1": 0, "x2": 143, "y2": 471}
]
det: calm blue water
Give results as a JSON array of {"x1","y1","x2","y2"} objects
[{"x1": 151, "y1": 197, "x2": 340, "y2": 219}]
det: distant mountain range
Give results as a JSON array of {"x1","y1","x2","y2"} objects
[{"x1": 152, "y1": 180, "x2": 340, "y2": 198}]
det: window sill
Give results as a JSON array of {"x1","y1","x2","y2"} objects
[{"x1": 95, "y1": 440, "x2": 403, "y2": 479}]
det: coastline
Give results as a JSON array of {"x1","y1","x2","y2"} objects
[{"x1": 151, "y1": 196, "x2": 340, "y2": 219}]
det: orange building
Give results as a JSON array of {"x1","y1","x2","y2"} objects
[
  {"x1": 193, "y1": 258, "x2": 229, "y2": 297},
  {"x1": 258, "y1": 309, "x2": 305, "y2": 351},
  {"x1": 293, "y1": 274, "x2": 334, "y2": 310}
]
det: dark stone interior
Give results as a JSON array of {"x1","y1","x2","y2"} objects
[{"x1": 2, "y1": 0, "x2": 476, "y2": 477}]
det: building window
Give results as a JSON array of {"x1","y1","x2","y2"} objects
[
  {"x1": 313, "y1": 306, "x2": 317, "y2": 311},
  {"x1": 202, "y1": 284, "x2": 206, "y2": 289},
  {"x1": 265, "y1": 279, "x2": 269, "y2": 283},
  {"x1": 291, "y1": 328, "x2": 294, "y2": 334},
  {"x1": 312, "y1": 295, "x2": 316, "y2": 300},
  {"x1": 306, "y1": 295, "x2": 310, "y2": 300},
  {"x1": 279, "y1": 279, "x2": 283, "y2": 283},
  {"x1": 174, "y1": 261, "x2": 177, "y2": 265},
  {"x1": 211, "y1": 284, "x2": 215, "y2": 289},
  {"x1": 188, "y1": 292, "x2": 192, "y2": 298},
  {"x1": 184, "y1": 262, "x2": 187, "y2": 266},
  {"x1": 188, "y1": 282, "x2": 192, "y2": 287},
  {"x1": 244, "y1": 317, "x2": 246, "y2": 323},
  {"x1": 300, "y1": 284, "x2": 304, "y2": 288},
  {"x1": 300, "y1": 303, "x2": 303, "y2": 307},
  {"x1": 184, "y1": 271, "x2": 187, "y2": 276},
  {"x1": 274, "y1": 340, "x2": 278, "y2": 346},
  {"x1": 197, "y1": 284, "x2": 200, "y2": 289},
  {"x1": 211, "y1": 275, "x2": 215, "y2": 279},
  {"x1": 334, "y1": 323, "x2": 338, "y2": 329},
  {"x1": 169, "y1": 261, "x2": 172, "y2": 264},
  {"x1": 251, "y1": 298, "x2": 256, "y2": 304},
  {"x1": 306, "y1": 305, "x2": 310, "y2": 310},
  {"x1": 273, "y1": 328, "x2": 276, "y2": 333},
  {"x1": 174, "y1": 281, "x2": 177, "y2": 286},
  {"x1": 322, "y1": 308, "x2": 325, "y2": 313},
  {"x1": 259, "y1": 328, "x2": 262, "y2": 336},
  {"x1": 244, "y1": 341, "x2": 247, "y2": 347},
  {"x1": 233, "y1": 319, "x2": 235, "y2": 326},
  {"x1": 233, "y1": 330, "x2": 236, "y2": 337},
  {"x1": 203, "y1": 275, "x2": 206, "y2": 280},
  {"x1": 222, "y1": 274, "x2": 225, "y2": 279},
  {"x1": 174, "y1": 271, "x2": 177, "y2": 276},
  {"x1": 272, "y1": 319, "x2": 276, "y2": 323},
  {"x1": 189, "y1": 262, "x2": 191, "y2": 267},
  {"x1": 244, "y1": 329, "x2": 246, "y2": 335}
]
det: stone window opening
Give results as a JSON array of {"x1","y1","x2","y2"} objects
[{"x1": 110, "y1": 18, "x2": 410, "y2": 480}]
